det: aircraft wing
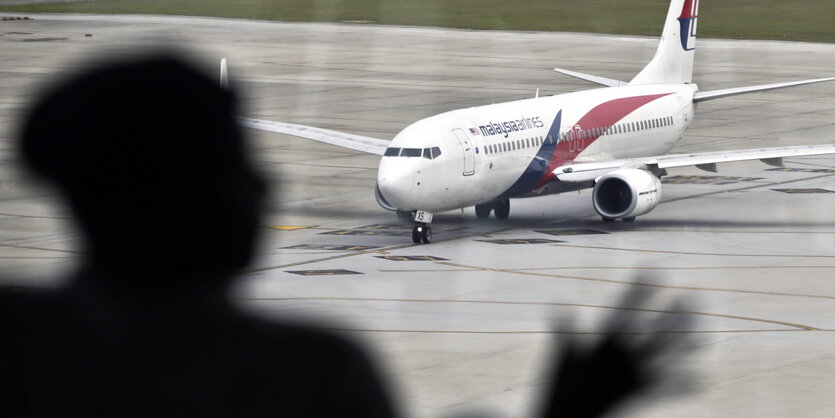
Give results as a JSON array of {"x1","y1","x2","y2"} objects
[
  {"x1": 554, "y1": 144, "x2": 835, "y2": 183},
  {"x1": 694, "y1": 77, "x2": 835, "y2": 102},
  {"x1": 240, "y1": 117, "x2": 390, "y2": 155}
]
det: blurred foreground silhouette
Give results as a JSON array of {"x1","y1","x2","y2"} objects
[
  {"x1": 0, "y1": 54, "x2": 396, "y2": 417},
  {"x1": 1, "y1": 54, "x2": 689, "y2": 418}
]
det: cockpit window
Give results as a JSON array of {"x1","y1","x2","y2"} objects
[
  {"x1": 387, "y1": 146, "x2": 442, "y2": 159},
  {"x1": 401, "y1": 148, "x2": 422, "y2": 157}
]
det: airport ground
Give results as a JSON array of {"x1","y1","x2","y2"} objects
[{"x1": 1, "y1": 13, "x2": 834, "y2": 417}]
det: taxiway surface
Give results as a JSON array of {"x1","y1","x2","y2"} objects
[{"x1": 1, "y1": 13, "x2": 834, "y2": 417}]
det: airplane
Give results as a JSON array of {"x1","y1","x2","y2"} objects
[{"x1": 228, "y1": 0, "x2": 835, "y2": 244}]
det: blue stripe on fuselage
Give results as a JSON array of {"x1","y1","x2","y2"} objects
[{"x1": 495, "y1": 110, "x2": 562, "y2": 200}]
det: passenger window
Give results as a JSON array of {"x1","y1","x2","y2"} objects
[
  {"x1": 401, "y1": 148, "x2": 422, "y2": 157},
  {"x1": 384, "y1": 147, "x2": 401, "y2": 156}
]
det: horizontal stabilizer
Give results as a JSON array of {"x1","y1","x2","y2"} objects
[
  {"x1": 240, "y1": 117, "x2": 390, "y2": 155},
  {"x1": 694, "y1": 77, "x2": 835, "y2": 102},
  {"x1": 553, "y1": 68, "x2": 627, "y2": 87}
]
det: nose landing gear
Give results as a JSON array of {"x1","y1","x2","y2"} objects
[
  {"x1": 412, "y1": 224, "x2": 432, "y2": 244},
  {"x1": 410, "y1": 210, "x2": 433, "y2": 244}
]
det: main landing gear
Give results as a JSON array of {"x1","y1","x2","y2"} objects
[{"x1": 475, "y1": 199, "x2": 510, "y2": 219}]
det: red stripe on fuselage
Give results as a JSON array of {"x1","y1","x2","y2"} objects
[{"x1": 533, "y1": 93, "x2": 672, "y2": 189}]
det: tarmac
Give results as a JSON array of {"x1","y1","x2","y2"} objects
[{"x1": 1, "y1": 13, "x2": 834, "y2": 418}]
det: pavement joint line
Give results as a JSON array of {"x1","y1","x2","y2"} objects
[
  {"x1": 379, "y1": 265, "x2": 835, "y2": 272},
  {"x1": 324, "y1": 328, "x2": 820, "y2": 335},
  {"x1": 239, "y1": 296, "x2": 820, "y2": 331},
  {"x1": 437, "y1": 261, "x2": 835, "y2": 301},
  {"x1": 547, "y1": 243, "x2": 835, "y2": 258},
  {"x1": 0, "y1": 243, "x2": 82, "y2": 255},
  {"x1": 617, "y1": 229, "x2": 835, "y2": 234},
  {"x1": 0, "y1": 212, "x2": 72, "y2": 220}
]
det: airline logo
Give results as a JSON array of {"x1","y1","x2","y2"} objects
[{"x1": 678, "y1": 0, "x2": 698, "y2": 51}]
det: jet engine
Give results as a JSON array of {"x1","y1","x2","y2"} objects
[{"x1": 592, "y1": 169, "x2": 662, "y2": 220}]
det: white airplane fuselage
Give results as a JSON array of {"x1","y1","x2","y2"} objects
[{"x1": 378, "y1": 84, "x2": 695, "y2": 212}]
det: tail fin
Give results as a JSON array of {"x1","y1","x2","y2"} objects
[{"x1": 630, "y1": 0, "x2": 698, "y2": 85}]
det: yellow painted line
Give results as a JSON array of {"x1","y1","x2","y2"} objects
[{"x1": 267, "y1": 225, "x2": 315, "y2": 231}]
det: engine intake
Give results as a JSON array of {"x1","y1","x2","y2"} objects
[{"x1": 592, "y1": 169, "x2": 662, "y2": 219}]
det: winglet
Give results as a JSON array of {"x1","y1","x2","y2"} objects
[{"x1": 220, "y1": 58, "x2": 229, "y2": 89}]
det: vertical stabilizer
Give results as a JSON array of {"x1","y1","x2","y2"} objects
[{"x1": 630, "y1": 0, "x2": 698, "y2": 85}]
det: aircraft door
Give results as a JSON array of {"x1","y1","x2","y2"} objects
[{"x1": 452, "y1": 128, "x2": 475, "y2": 176}]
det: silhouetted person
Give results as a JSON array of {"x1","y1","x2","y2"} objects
[{"x1": 1, "y1": 54, "x2": 396, "y2": 417}]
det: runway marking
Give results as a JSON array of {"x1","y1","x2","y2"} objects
[
  {"x1": 437, "y1": 262, "x2": 835, "y2": 301},
  {"x1": 375, "y1": 255, "x2": 449, "y2": 261},
  {"x1": 548, "y1": 243, "x2": 834, "y2": 258},
  {"x1": 321, "y1": 229, "x2": 412, "y2": 237},
  {"x1": 535, "y1": 229, "x2": 608, "y2": 236},
  {"x1": 281, "y1": 244, "x2": 381, "y2": 251},
  {"x1": 772, "y1": 188, "x2": 834, "y2": 194},
  {"x1": 662, "y1": 175, "x2": 763, "y2": 185},
  {"x1": 269, "y1": 225, "x2": 315, "y2": 231},
  {"x1": 478, "y1": 238, "x2": 563, "y2": 245},
  {"x1": 285, "y1": 269, "x2": 363, "y2": 276},
  {"x1": 767, "y1": 167, "x2": 835, "y2": 174},
  {"x1": 241, "y1": 296, "x2": 820, "y2": 332}
]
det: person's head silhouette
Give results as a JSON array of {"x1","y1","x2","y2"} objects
[{"x1": 20, "y1": 54, "x2": 265, "y2": 292}]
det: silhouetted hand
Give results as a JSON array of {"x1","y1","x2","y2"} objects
[{"x1": 539, "y1": 286, "x2": 691, "y2": 418}]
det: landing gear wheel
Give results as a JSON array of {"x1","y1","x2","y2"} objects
[
  {"x1": 494, "y1": 199, "x2": 510, "y2": 219},
  {"x1": 412, "y1": 227, "x2": 421, "y2": 243},
  {"x1": 602, "y1": 216, "x2": 615, "y2": 223},
  {"x1": 475, "y1": 204, "x2": 492, "y2": 218},
  {"x1": 622, "y1": 217, "x2": 636, "y2": 223},
  {"x1": 420, "y1": 226, "x2": 432, "y2": 244}
]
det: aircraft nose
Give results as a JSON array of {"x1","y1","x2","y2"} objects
[{"x1": 377, "y1": 171, "x2": 414, "y2": 210}]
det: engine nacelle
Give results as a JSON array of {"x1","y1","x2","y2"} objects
[{"x1": 592, "y1": 169, "x2": 662, "y2": 219}]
